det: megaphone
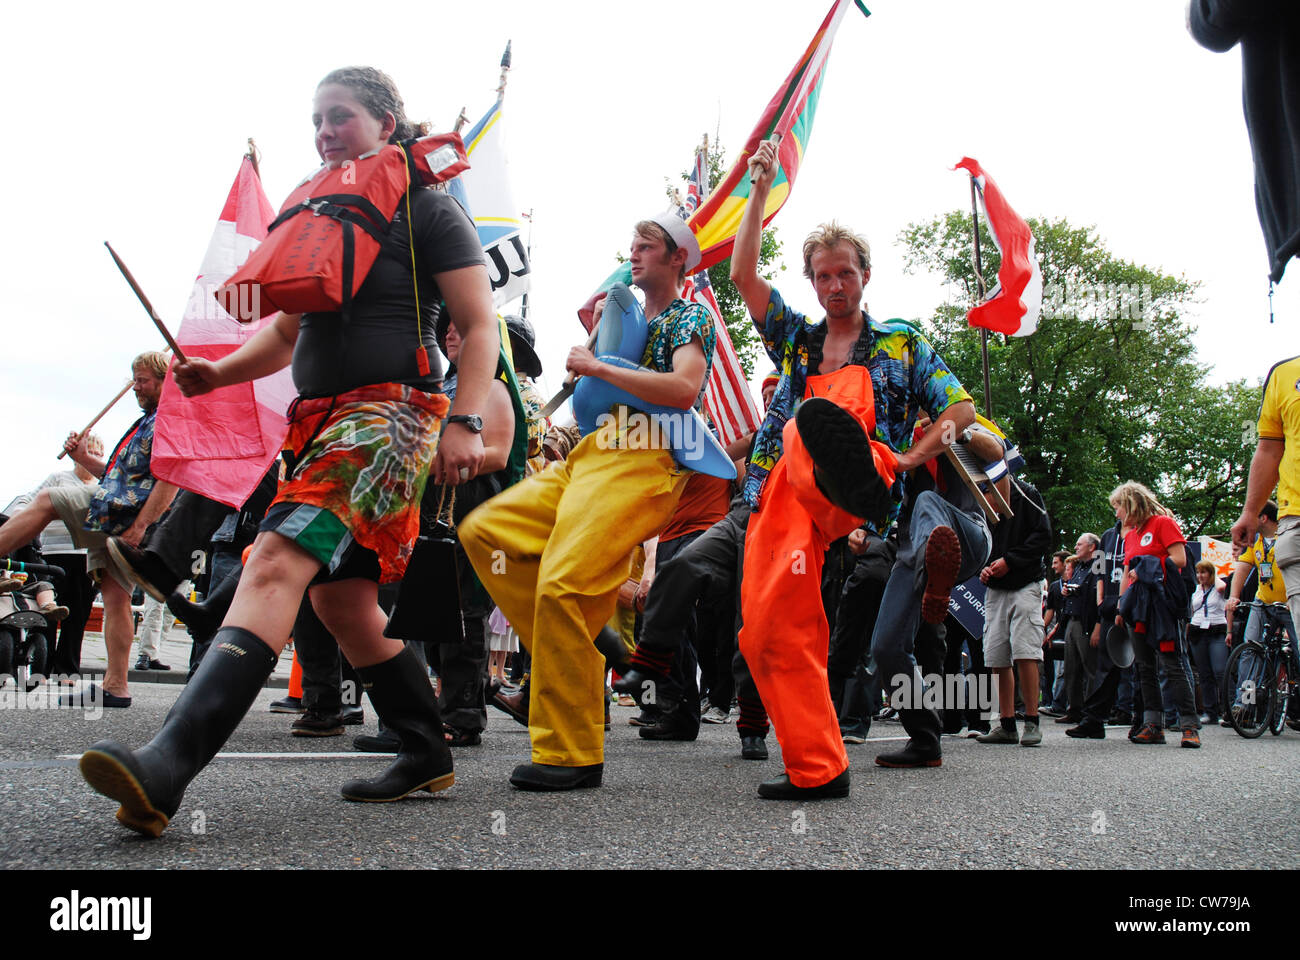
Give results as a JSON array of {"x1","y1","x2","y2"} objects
[{"x1": 1106, "y1": 622, "x2": 1135, "y2": 669}]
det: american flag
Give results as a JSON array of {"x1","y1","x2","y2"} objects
[{"x1": 679, "y1": 143, "x2": 761, "y2": 447}]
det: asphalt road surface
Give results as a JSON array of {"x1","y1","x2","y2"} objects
[{"x1": 1, "y1": 680, "x2": 1297, "y2": 870}]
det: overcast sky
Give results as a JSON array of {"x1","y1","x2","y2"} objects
[{"x1": 2, "y1": 0, "x2": 1297, "y2": 501}]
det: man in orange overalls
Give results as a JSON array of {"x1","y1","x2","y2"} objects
[{"x1": 733, "y1": 139, "x2": 982, "y2": 799}]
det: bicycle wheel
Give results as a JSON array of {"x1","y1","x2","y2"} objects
[
  {"x1": 1270, "y1": 656, "x2": 1289, "y2": 736},
  {"x1": 1222, "y1": 642, "x2": 1275, "y2": 739}
]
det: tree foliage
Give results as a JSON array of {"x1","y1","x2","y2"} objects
[
  {"x1": 665, "y1": 137, "x2": 784, "y2": 379},
  {"x1": 898, "y1": 211, "x2": 1261, "y2": 544}
]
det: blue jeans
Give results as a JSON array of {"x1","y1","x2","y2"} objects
[
  {"x1": 1185, "y1": 624, "x2": 1229, "y2": 718},
  {"x1": 868, "y1": 491, "x2": 990, "y2": 753}
]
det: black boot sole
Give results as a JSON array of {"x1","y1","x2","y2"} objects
[
  {"x1": 795, "y1": 397, "x2": 892, "y2": 521},
  {"x1": 80, "y1": 746, "x2": 170, "y2": 838},
  {"x1": 340, "y1": 770, "x2": 455, "y2": 803},
  {"x1": 105, "y1": 539, "x2": 173, "y2": 604}
]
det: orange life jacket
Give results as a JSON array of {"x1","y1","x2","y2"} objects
[{"x1": 217, "y1": 133, "x2": 470, "y2": 320}]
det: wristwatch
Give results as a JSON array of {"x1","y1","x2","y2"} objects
[{"x1": 446, "y1": 414, "x2": 484, "y2": 433}]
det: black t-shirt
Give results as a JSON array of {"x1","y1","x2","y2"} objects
[{"x1": 292, "y1": 188, "x2": 485, "y2": 398}]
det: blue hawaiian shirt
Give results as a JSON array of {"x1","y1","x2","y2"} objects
[
  {"x1": 743, "y1": 286, "x2": 972, "y2": 514},
  {"x1": 640, "y1": 298, "x2": 716, "y2": 411},
  {"x1": 86, "y1": 411, "x2": 157, "y2": 535}
]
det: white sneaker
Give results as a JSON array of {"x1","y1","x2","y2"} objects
[{"x1": 701, "y1": 706, "x2": 731, "y2": 724}]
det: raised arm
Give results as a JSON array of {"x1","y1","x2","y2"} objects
[{"x1": 729, "y1": 139, "x2": 778, "y2": 322}]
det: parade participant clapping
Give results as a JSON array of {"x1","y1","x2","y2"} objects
[{"x1": 78, "y1": 66, "x2": 499, "y2": 837}]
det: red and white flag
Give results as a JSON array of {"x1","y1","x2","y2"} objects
[
  {"x1": 152, "y1": 156, "x2": 297, "y2": 508},
  {"x1": 954, "y1": 157, "x2": 1041, "y2": 337}
]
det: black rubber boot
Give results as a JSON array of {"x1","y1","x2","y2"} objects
[
  {"x1": 593, "y1": 625, "x2": 631, "y2": 675},
  {"x1": 79, "y1": 626, "x2": 277, "y2": 838},
  {"x1": 340, "y1": 646, "x2": 454, "y2": 802},
  {"x1": 795, "y1": 397, "x2": 893, "y2": 525},
  {"x1": 167, "y1": 568, "x2": 241, "y2": 643}
]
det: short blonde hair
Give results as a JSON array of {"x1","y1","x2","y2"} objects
[
  {"x1": 802, "y1": 221, "x2": 871, "y2": 279},
  {"x1": 132, "y1": 351, "x2": 168, "y2": 381},
  {"x1": 1108, "y1": 480, "x2": 1171, "y2": 528}
]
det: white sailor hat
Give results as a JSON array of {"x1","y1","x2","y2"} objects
[{"x1": 648, "y1": 210, "x2": 703, "y2": 273}]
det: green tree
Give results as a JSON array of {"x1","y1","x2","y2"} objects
[
  {"x1": 665, "y1": 137, "x2": 784, "y2": 379},
  {"x1": 898, "y1": 211, "x2": 1259, "y2": 543}
]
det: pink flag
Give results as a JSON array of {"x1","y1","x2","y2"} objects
[
  {"x1": 954, "y1": 157, "x2": 1042, "y2": 337},
  {"x1": 152, "y1": 157, "x2": 297, "y2": 508}
]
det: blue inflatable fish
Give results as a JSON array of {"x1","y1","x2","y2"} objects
[{"x1": 571, "y1": 283, "x2": 736, "y2": 480}]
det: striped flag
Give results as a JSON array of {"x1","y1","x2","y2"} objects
[
  {"x1": 449, "y1": 97, "x2": 531, "y2": 308},
  {"x1": 679, "y1": 145, "x2": 760, "y2": 446},
  {"x1": 954, "y1": 157, "x2": 1042, "y2": 337},
  {"x1": 686, "y1": 0, "x2": 869, "y2": 271},
  {"x1": 151, "y1": 155, "x2": 297, "y2": 508}
]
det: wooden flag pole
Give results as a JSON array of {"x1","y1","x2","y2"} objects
[
  {"x1": 970, "y1": 176, "x2": 992, "y2": 420},
  {"x1": 104, "y1": 242, "x2": 187, "y2": 363},
  {"x1": 56, "y1": 380, "x2": 132, "y2": 460}
]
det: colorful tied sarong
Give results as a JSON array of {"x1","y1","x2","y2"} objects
[{"x1": 270, "y1": 383, "x2": 449, "y2": 584}]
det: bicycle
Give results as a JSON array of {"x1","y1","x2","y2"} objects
[{"x1": 1221, "y1": 600, "x2": 1299, "y2": 738}]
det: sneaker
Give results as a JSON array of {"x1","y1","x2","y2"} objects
[
  {"x1": 268, "y1": 695, "x2": 306, "y2": 714},
  {"x1": 1220, "y1": 717, "x2": 1235, "y2": 728},
  {"x1": 133, "y1": 653, "x2": 151, "y2": 671},
  {"x1": 920, "y1": 526, "x2": 962, "y2": 624},
  {"x1": 965, "y1": 723, "x2": 991, "y2": 739},
  {"x1": 291, "y1": 710, "x2": 344, "y2": 737},
  {"x1": 1130, "y1": 723, "x2": 1166, "y2": 745},
  {"x1": 1181, "y1": 729, "x2": 1201, "y2": 749},
  {"x1": 873, "y1": 706, "x2": 898, "y2": 722},
  {"x1": 701, "y1": 706, "x2": 730, "y2": 725},
  {"x1": 975, "y1": 724, "x2": 1019, "y2": 744},
  {"x1": 1019, "y1": 719, "x2": 1042, "y2": 747},
  {"x1": 1039, "y1": 705, "x2": 1065, "y2": 718}
]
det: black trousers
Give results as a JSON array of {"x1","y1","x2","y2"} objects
[
  {"x1": 827, "y1": 533, "x2": 896, "y2": 730},
  {"x1": 638, "y1": 499, "x2": 767, "y2": 737},
  {"x1": 647, "y1": 532, "x2": 705, "y2": 736},
  {"x1": 143, "y1": 468, "x2": 279, "y2": 585},
  {"x1": 43, "y1": 552, "x2": 97, "y2": 677}
]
